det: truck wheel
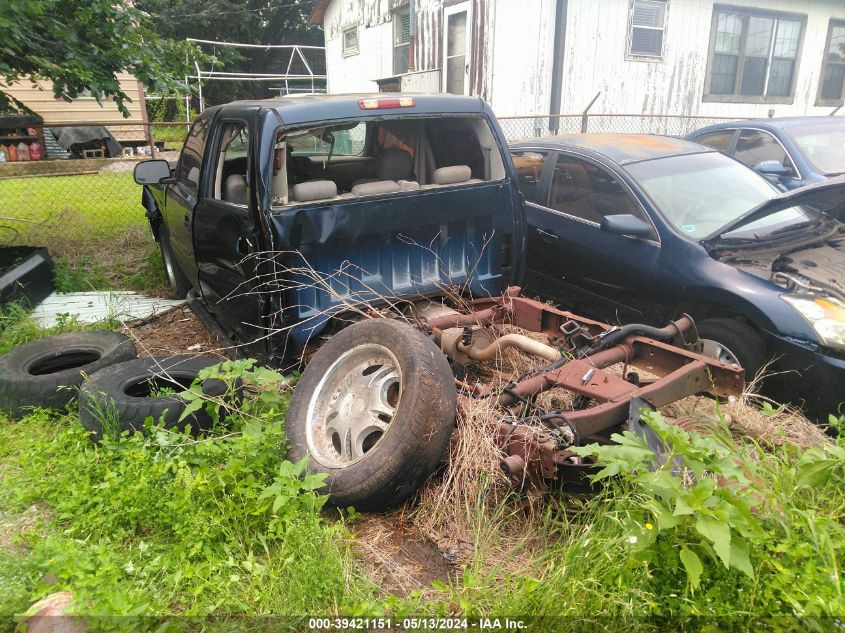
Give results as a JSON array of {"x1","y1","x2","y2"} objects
[
  {"x1": 286, "y1": 319, "x2": 457, "y2": 512},
  {"x1": 79, "y1": 355, "x2": 229, "y2": 440},
  {"x1": 0, "y1": 332, "x2": 137, "y2": 419},
  {"x1": 160, "y1": 230, "x2": 191, "y2": 298},
  {"x1": 697, "y1": 318, "x2": 767, "y2": 380}
]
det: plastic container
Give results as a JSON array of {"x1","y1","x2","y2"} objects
[
  {"x1": 16, "y1": 142, "x2": 30, "y2": 161},
  {"x1": 7, "y1": 143, "x2": 17, "y2": 161},
  {"x1": 28, "y1": 142, "x2": 42, "y2": 161},
  {"x1": 0, "y1": 147, "x2": 6, "y2": 163}
]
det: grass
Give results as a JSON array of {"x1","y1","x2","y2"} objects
[
  {"x1": 1, "y1": 310, "x2": 844, "y2": 630},
  {"x1": 0, "y1": 172, "x2": 146, "y2": 244},
  {"x1": 0, "y1": 171, "x2": 169, "y2": 294}
]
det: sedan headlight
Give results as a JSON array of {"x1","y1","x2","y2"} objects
[{"x1": 782, "y1": 294, "x2": 845, "y2": 350}]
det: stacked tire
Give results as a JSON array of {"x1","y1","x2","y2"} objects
[{"x1": 0, "y1": 332, "x2": 226, "y2": 440}]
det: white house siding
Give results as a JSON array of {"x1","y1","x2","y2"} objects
[
  {"x1": 561, "y1": 0, "x2": 845, "y2": 118},
  {"x1": 484, "y1": 0, "x2": 558, "y2": 115},
  {"x1": 318, "y1": 0, "x2": 845, "y2": 118}
]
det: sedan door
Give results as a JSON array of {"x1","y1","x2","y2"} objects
[{"x1": 524, "y1": 151, "x2": 661, "y2": 323}]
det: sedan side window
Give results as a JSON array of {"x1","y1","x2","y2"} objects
[
  {"x1": 511, "y1": 150, "x2": 549, "y2": 205},
  {"x1": 693, "y1": 130, "x2": 735, "y2": 153},
  {"x1": 734, "y1": 130, "x2": 795, "y2": 173},
  {"x1": 549, "y1": 156, "x2": 647, "y2": 225}
]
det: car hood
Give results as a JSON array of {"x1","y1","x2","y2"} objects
[{"x1": 702, "y1": 175, "x2": 845, "y2": 244}]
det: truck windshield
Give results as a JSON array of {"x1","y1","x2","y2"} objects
[{"x1": 786, "y1": 123, "x2": 845, "y2": 176}]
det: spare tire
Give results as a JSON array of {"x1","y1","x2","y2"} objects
[
  {"x1": 286, "y1": 318, "x2": 457, "y2": 512},
  {"x1": 0, "y1": 331, "x2": 137, "y2": 419},
  {"x1": 79, "y1": 355, "x2": 229, "y2": 440}
]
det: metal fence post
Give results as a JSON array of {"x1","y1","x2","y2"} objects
[{"x1": 581, "y1": 92, "x2": 601, "y2": 134}]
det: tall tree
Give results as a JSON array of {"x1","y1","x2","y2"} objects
[
  {"x1": 135, "y1": 0, "x2": 323, "y2": 108},
  {"x1": 0, "y1": 0, "x2": 200, "y2": 115}
]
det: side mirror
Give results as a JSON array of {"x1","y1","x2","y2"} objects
[
  {"x1": 134, "y1": 160, "x2": 172, "y2": 185},
  {"x1": 600, "y1": 214, "x2": 654, "y2": 239},
  {"x1": 754, "y1": 160, "x2": 792, "y2": 178}
]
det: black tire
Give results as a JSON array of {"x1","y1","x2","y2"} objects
[
  {"x1": 79, "y1": 355, "x2": 228, "y2": 440},
  {"x1": 0, "y1": 332, "x2": 137, "y2": 419},
  {"x1": 697, "y1": 318, "x2": 768, "y2": 380},
  {"x1": 160, "y1": 229, "x2": 191, "y2": 298},
  {"x1": 286, "y1": 319, "x2": 457, "y2": 512}
]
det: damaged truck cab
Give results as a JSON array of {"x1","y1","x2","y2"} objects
[
  {"x1": 135, "y1": 95, "x2": 743, "y2": 511},
  {"x1": 136, "y1": 94, "x2": 524, "y2": 362}
]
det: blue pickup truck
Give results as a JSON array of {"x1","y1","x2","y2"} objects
[{"x1": 133, "y1": 94, "x2": 740, "y2": 511}]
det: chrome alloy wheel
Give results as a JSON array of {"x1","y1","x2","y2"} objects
[
  {"x1": 305, "y1": 344, "x2": 402, "y2": 468},
  {"x1": 700, "y1": 338, "x2": 741, "y2": 366}
]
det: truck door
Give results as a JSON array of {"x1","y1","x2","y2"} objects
[
  {"x1": 165, "y1": 116, "x2": 211, "y2": 283},
  {"x1": 193, "y1": 118, "x2": 266, "y2": 348}
]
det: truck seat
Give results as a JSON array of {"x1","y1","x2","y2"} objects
[
  {"x1": 351, "y1": 148, "x2": 414, "y2": 188},
  {"x1": 421, "y1": 165, "x2": 481, "y2": 189},
  {"x1": 223, "y1": 175, "x2": 248, "y2": 205},
  {"x1": 291, "y1": 180, "x2": 338, "y2": 202}
]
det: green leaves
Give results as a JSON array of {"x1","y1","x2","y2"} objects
[
  {"x1": 572, "y1": 410, "x2": 762, "y2": 592},
  {"x1": 796, "y1": 444, "x2": 845, "y2": 489},
  {"x1": 0, "y1": 0, "x2": 203, "y2": 116},
  {"x1": 679, "y1": 548, "x2": 703, "y2": 589}
]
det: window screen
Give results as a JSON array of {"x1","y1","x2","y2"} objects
[
  {"x1": 818, "y1": 21, "x2": 845, "y2": 105},
  {"x1": 393, "y1": 6, "x2": 410, "y2": 75},
  {"x1": 706, "y1": 7, "x2": 804, "y2": 101},
  {"x1": 343, "y1": 27, "x2": 359, "y2": 55},
  {"x1": 629, "y1": 0, "x2": 667, "y2": 57}
]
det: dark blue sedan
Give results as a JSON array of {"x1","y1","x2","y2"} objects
[
  {"x1": 511, "y1": 134, "x2": 845, "y2": 421},
  {"x1": 688, "y1": 117, "x2": 845, "y2": 192}
]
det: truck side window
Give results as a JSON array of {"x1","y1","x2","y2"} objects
[
  {"x1": 178, "y1": 117, "x2": 211, "y2": 192},
  {"x1": 511, "y1": 150, "x2": 549, "y2": 205},
  {"x1": 213, "y1": 123, "x2": 250, "y2": 206}
]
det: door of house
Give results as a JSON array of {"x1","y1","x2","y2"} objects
[{"x1": 443, "y1": 2, "x2": 472, "y2": 94}]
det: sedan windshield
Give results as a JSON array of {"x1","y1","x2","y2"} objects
[
  {"x1": 786, "y1": 124, "x2": 845, "y2": 176},
  {"x1": 624, "y1": 152, "x2": 812, "y2": 239}
]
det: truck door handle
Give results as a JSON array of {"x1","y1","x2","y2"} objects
[
  {"x1": 536, "y1": 228, "x2": 558, "y2": 243},
  {"x1": 183, "y1": 214, "x2": 191, "y2": 226},
  {"x1": 235, "y1": 236, "x2": 254, "y2": 256}
]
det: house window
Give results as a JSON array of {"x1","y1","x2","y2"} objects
[
  {"x1": 705, "y1": 6, "x2": 805, "y2": 103},
  {"x1": 393, "y1": 5, "x2": 411, "y2": 75},
  {"x1": 628, "y1": 0, "x2": 667, "y2": 58},
  {"x1": 817, "y1": 20, "x2": 845, "y2": 106},
  {"x1": 342, "y1": 26, "x2": 359, "y2": 56}
]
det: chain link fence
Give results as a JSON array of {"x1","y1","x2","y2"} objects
[
  {"x1": 1, "y1": 113, "x2": 735, "y2": 256},
  {"x1": 497, "y1": 113, "x2": 736, "y2": 141}
]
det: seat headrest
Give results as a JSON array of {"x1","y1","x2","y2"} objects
[
  {"x1": 291, "y1": 180, "x2": 337, "y2": 202},
  {"x1": 351, "y1": 180, "x2": 400, "y2": 197},
  {"x1": 432, "y1": 165, "x2": 472, "y2": 185},
  {"x1": 223, "y1": 174, "x2": 247, "y2": 205},
  {"x1": 377, "y1": 148, "x2": 414, "y2": 180}
]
